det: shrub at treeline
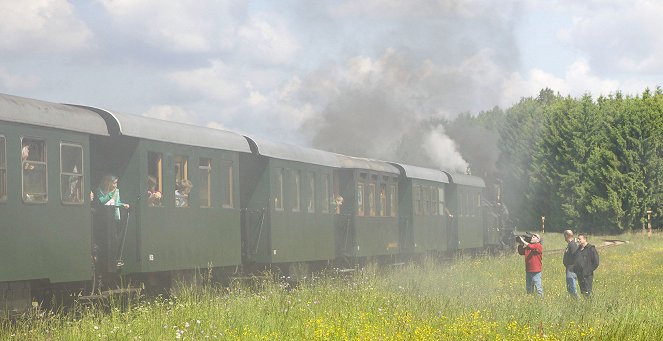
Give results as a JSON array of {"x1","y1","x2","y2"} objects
[{"x1": 449, "y1": 88, "x2": 663, "y2": 233}]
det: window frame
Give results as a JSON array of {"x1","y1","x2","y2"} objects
[
  {"x1": 222, "y1": 160, "x2": 234, "y2": 209},
  {"x1": 307, "y1": 171, "x2": 315, "y2": 213},
  {"x1": 199, "y1": 157, "x2": 212, "y2": 208},
  {"x1": 174, "y1": 155, "x2": 190, "y2": 208},
  {"x1": 356, "y1": 182, "x2": 364, "y2": 216},
  {"x1": 322, "y1": 174, "x2": 330, "y2": 213},
  {"x1": 291, "y1": 169, "x2": 301, "y2": 212},
  {"x1": 21, "y1": 137, "x2": 48, "y2": 203},
  {"x1": 274, "y1": 168, "x2": 284, "y2": 211},
  {"x1": 389, "y1": 182, "x2": 398, "y2": 217},
  {"x1": 147, "y1": 151, "x2": 164, "y2": 207},
  {"x1": 60, "y1": 142, "x2": 84, "y2": 205}
]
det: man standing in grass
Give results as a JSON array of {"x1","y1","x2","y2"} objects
[
  {"x1": 573, "y1": 233, "x2": 599, "y2": 298},
  {"x1": 517, "y1": 233, "x2": 543, "y2": 296},
  {"x1": 563, "y1": 230, "x2": 579, "y2": 298}
]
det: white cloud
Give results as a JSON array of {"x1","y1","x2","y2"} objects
[
  {"x1": 0, "y1": 68, "x2": 40, "y2": 91},
  {"x1": 168, "y1": 60, "x2": 243, "y2": 101},
  {"x1": 99, "y1": 0, "x2": 242, "y2": 53},
  {"x1": 0, "y1": 0, "x2": 93, "y2": 52},
  {"x1": 142, "y1": 105, "x2": 196, "y2": 124},
  {"x1": 237, "y1": 12, "x2": 299, "y2": 65},
  {"x1": 557, "y1": 0, "x2": 663, "y2": 74},
  {"x1": 500, "y1": 58, "x2": 631, "y2": 107}
]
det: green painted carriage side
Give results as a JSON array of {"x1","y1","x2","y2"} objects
[
  {"x1": 0, "y1": 121, "x2": 93, "y2": 283},
  {"x1": 455, "y1": 184, "x2": 484, "y2": 250},
  {"x1": 90, "y1": 136, "x2": 242, "y2": 274},
  {"x1": 399, "y1": 178, "x2": 449, "y2": 254},
  {"x1": 337, "y1": 169, "x2": 400, "y2": 258},
  {"x1": 239, "y1": 155, "x2": 336, "y2": 264}
]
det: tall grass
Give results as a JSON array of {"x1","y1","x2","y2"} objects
[{"x1": 2, "y1": 232, "x2": 662, "y2": 340}]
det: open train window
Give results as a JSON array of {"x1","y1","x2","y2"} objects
[
  {"x1": 423, "y1": 186, "x2": 431, "y2": 215},
  {"x1": 322, "y1": 174, "x2": 330, "y2": 213},
  {"x1": 438, "y1": 187, "x2": 445, "y2": 216},
  {"x1": 174, "y1": 155, "x2": 190, "y2": 208},
  {"x1": 60, "y1": 143, "x2": 83, "y2": 204},
  {"x1": 414, "y1": 185, "x2": 421, "y2": 215},
  {"x1": 199, "y1": 158, "x2": 211, "y2": 208},
  {"x1": 379, "y1": 183, "x2": 386, "y2": 216},
  {"x1": 291, "y1": 169, "x2": 301, "y2": 212},
  {"x1": 307, "y1": 172, "x2": 315, "y2": 213},
  {"x1": 432, "y1": 186, "x2": 439, "y2": 215},
  {"x1": 357, "y1": 182, "x2": 364, "y2": 216},
  {"x1": 368, "y1": 183, "x2": 376, "y2": 216},
  {"x1": 21, "y1": 137, "x2": 47, "y2": 203},
  {"x1": 389, "y1": 184, "x2": 397, "y2": 217},
  {"x1": 274, "y1": 168, "x2": 284, "y2": 211},
  {"x1": 222, "y1": 160, "x2": 234, "y2": 208},
  {"x1": 0, "y1": 136, "x2": 5, "y2": 201},
  {"x1": 147, "y1": 152, "x2": 163, "y2": 207}
]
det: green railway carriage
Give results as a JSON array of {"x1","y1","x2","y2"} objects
[
  {"x1": 0, "y1": 93, "x2": 108, "y2": 310},
  {"x1": 390, "y1": 163, "x2": 452, "y2": 254},
  {"x1": 239, "y1": 138, "x2": 339, "y2": 266},
  {"x1": 443, "y1": 172, "x2": 486, "y2": 250},
  {"x1": 78, "y1": 106, "x2": 251, "y2": 277},
  {"x1": 335, "y1": 155, "x2": 401, "y2": 259}
]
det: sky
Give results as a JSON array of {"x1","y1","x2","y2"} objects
[{"x1": 1, "y1": 0, "x2": 662, "y2": 171}]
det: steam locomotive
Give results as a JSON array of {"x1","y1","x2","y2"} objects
[{"x1": 0, "y1": 93, "x2": 511, "y2": 312}]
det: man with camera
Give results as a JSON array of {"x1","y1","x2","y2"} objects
[{"x1": 517, "y1": 233, "x2": 543, "y2": 296}]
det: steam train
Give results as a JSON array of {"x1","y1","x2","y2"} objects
[{"x1": 0, "y1": 93, "x2": 511, "y2": 312}]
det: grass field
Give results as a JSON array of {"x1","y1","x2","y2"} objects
[{"x1": 2, "y1": 231, "x2": 662, "y2": 340}]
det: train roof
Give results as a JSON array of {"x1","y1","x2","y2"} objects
[
  {"x1": 389, "y1": 163, "x2": 450, "y2": 183},
  {"x1": 442, "y1": 171, "x2": 486, "y2": 187},
  {"x1": 0, "y1": 93, "x2": 108, "y2": 135},
  {"x1": 336, "y1": 155, "x2": 400, "y2": 174},
  {"x1": 74, "y1": 105, "x2": 251, "y2": 153},
  {"x1": 244, "y1": 136, "x2": 340, "y2": 168}
]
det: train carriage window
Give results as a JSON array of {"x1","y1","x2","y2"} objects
[
  {"x1": 432, "y1": 186, "x2": 439, "y2": 215},
  {"x1": 423, "y1": 186, "x2": 431, "y2": 215},
  {"x1": 438, "y1": 187, "x2": 445, "y2": 216},
  {"x1": 174, "y1": 155, "x2": 190, "y2": 208},
  {"x1": 0, "y1": 136, "x2": 5, "y2": 201},
  {"x1": 307, "y1": 172, "x2": 315, "y2": 213},
  {"x1": 60, "y1": 143, "x2": 83, "y2": 204},
  {"x1": 389, "y1": 183, "x2": 397, "y2": 217},
  {"x1": 414, "y1": 185, "x2": 421, "y2": 215},
  {"x1": 291, "y1": 169, "x2": 301, "y2": 212},
  {"x1": 379, "y1": 183, "x2": 386, "y2": 216},
  {"x1": 322, "y1": 174, "x2": 330, "y2": 213},
  {"x1": 274, "y1": 168, "x2": 284, "y2": 210},
  {"x1": 21, "y1": 138, "x2": 47, "y2": 202},
  {"x1": 477, "y1": 192, "x2": 481, "y2": 210},
  {"x1": 357, "y1": 182, "x2": 364, "y2": 216},
  {"x1": 368, "y1": 183, "x2": 376, "y2": 216},
  {"x1": 221, "y1": 160, "x2": 234, "y2": 208},
  {"x1": 199, "y1": 158, "x2": 212, "y2": 208},
  {"x1": 148, "y1": 152, "x2": 163, "y2": 207}
]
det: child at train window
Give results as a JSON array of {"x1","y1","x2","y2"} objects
[
  {"x1": 147, "y1": 175, "x2": 162, "y2": 207},
  {"x1": 175, "y1": 179, "x2": 192, "y2": 207}
]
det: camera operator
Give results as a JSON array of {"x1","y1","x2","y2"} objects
[{"x1": 517, "y1": 233, "x2": 543, "y2": 296}]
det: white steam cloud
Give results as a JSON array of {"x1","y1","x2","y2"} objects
[{"x1": 422, "y1": 125, "x2": 468, "y2": 173}]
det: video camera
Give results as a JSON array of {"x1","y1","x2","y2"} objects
[{"x1": 515, "y1": 232, "x2": 541, "y2": 244}]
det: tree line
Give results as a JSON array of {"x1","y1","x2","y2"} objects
[{"x1": 450, "y1": 88, "x2": 663, "y2": 233}]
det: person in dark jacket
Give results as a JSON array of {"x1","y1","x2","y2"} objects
[
  {"x1": 573, "y1": 233, "x2": 599, "y2": 298},
  {"x1": 563, "y1": 230, "x2": 579, "y2": 298}
]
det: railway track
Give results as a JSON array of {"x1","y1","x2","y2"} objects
[{"x1": 545, "y1": 239, "x2": 628, "y2": 255}]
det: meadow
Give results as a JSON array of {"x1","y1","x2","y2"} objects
[{"x1": 2, "y1": 231, "x2": 662, "y2": 340}]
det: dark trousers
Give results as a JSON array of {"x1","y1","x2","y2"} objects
[{"x1": 578, "y1": 274, "x2": 594, "y2": 297}]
